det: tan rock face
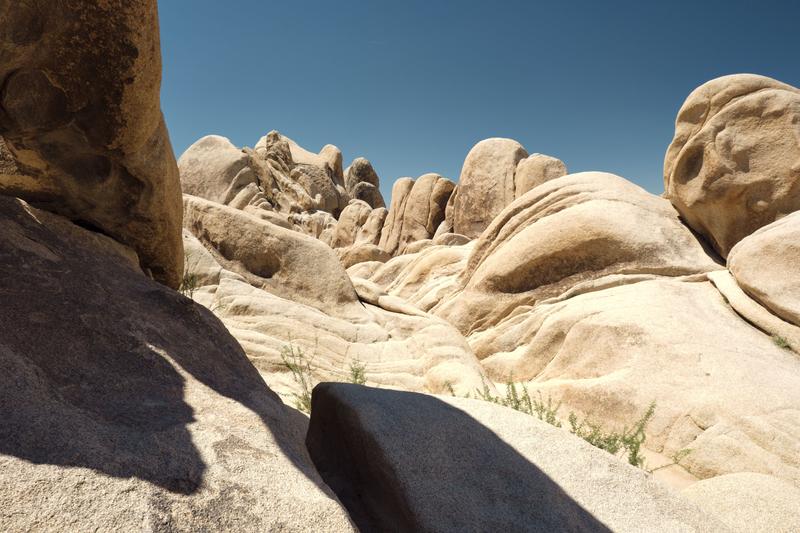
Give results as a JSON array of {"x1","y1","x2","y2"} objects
[
  {"x1": 178, "y1": 135, "x2": 255, "y2": 204},
  {"x1": 344, "y1": 157, "x2": 385, "y2": 209},
  {"x1": 681, "y1": 473, "x2": 800, "y2": 533},
  {"x1": 728, "y1": 211, "x2": 800, "y2": 327},
  {"x1": 330, "y1": 200, "x2": 373, "y2": 249},
  {"x1": 0, "y1": 0, "x2": 183, "y2": 288},
  {"x1": 452, "y1": 276, "x2": 800, "y2": 488},
  {"x1": 181, "y1": 231, "x2": 488, "y2": 399},
  {"x1": 0, "y1": 196, "x2": 354, "y2": 532},
  {"x1": 453, "y1": 138, "x2": 528, "y2": 238},
  {"x1": 337, "y1": 243, "x2": 391, "y2": 268},
  {"x1": 514, "y1": 153, "x2": 567, "y2": 195},
  {"x1": 355, "y1": 206, "x2": 388, "y2": 245},
  {"x1": 379, "y1": 173, "x2": 455, "y2": 255},
  {"x1": 183, "y1": 194, "x2": 364, "y2": 320},
  {"x1": 438, "y1": 172, "x2": 721, "y2": 334},
  {"x1": 183, "y1": 132, "x2": 349, "y2": 217},
  {"x1": 664, "y1": 74, "x2": 800, "y2": 257}
]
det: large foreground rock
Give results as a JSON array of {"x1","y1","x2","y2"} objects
[
  {"x1": 0, "y1": 0, "x2": 183, "y2": 287},
  {"x1": 664, "y1": 74, "x2": 800, "y2": 257},
  {"x1": 307, "y1": 384, "x2": 722, "y2": 532},
  {"x1": 0, "y1": 196, "x2": 354, "y2": 531},
  {"x1": 728, "y1": 211, "x2": 800, "y2": 327}
]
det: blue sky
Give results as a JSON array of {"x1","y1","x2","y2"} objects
[{"x1": 160, "y1": 0, "x2": 800, "y2": 201}]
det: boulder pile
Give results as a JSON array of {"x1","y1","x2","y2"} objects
[{"x1": 0, "y1": 2, "x2": 799, "y2": 529}]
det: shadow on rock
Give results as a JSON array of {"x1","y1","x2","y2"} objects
[
  {"x1": 306, "y1": 383, "x2": 612, "y2": 532},
  {"x1": 0, "y1": 197, "x2": 321, "y2": 495}
]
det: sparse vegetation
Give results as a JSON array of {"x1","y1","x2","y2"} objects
[
  {"x1": 648, "y1": 448, "x2": 693, "y2": 474},
  {"x1": 772, "y1": 335, "x2": 791, "y2": 350},
  {"x1": 568, "y1": 401, "x2": 656, "y2": 468},
  {"x1": 280, "y1": 342, "x2": 370, "y2": 414},
  {"x1": 474, "y1": 377, "x2": 562, "y2": 427},
  {"x1": 348, "y1": 359, "x2": 367, "y2": 385},
  {"x1": 455, "y1": 376, "x2": 691, "y2": 471},
  {"x1": 279, "y1": 343, "x2": 314, "y2": 414},
  {"x1": 179, "y1": 270, "x2": 199, "y2": 298}
]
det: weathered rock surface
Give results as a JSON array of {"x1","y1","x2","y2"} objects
[
  {"x1": 0, "y1": 196, "x2": 354, "y2": 532},
  {"x1": 514, "y1": 153, "x2": 568, "y2": 195},
  {"x1": 465, "y1": 277, "x2": 800, "y2": 487},
  {"x1": 330, "y1": 200, "x2": 374, "y2": 249},
  {"x1": 453, "y1": 138, "x2": 529, "y2": 238},
  {"x1": 355, "y1": 206, "x2": 387, "y2": 245},
  {"x1": 438, "y1": 172, "x2": 722, "y2": 334},
  {"x1": 664, "y1": 74, "x2": 800, "y2": 257},
  {"x1": 256, "y1": 132, "x2": 344, "y2": 187},
  {"x1": 337, "y1": 243, "x2": 391, "y2": 268},
  {"x1": 181, "y1": 218, "x2": 489, "y2": 400},
  {"x1": 183, "y1": 194, "x2": 363, "y2": 320},
  {"x1": 728, "y1": 211, "x2": 800, "y2": 327},
  {"x1": 379, "y1": 173, "x2": 455, "y2": 255},
  {"x1": 179, "y1": 135, "x2": 256, "y2": 204},
  {"x1": 681, "y1": 473, "x2": 800, "y2": 533},
  {"x1": 0, "y1": 0, "x2": 184, "y2": 287},
  {"x1": 344, "y1": 157, "x2": 385, "y2": 208},
  {"x1": 307, "y1": 384, "x2": 723, "y2": 533}
]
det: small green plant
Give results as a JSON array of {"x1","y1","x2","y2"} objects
[
  {"x1": 649, "y1": 448, "x2": 693, "y2": 474},
  {"x1": 348, "y1": 358, "x2": 367, "y2": 385},
  {"x1": 468, "y1": 377, "x2": 668, "y2": 470},
  {"x1": 475, "y1": 377, "x2": 562, "y2": 428},
  {"x1": 568, "y1": 401, "x2": 656, "y2": 468},
  {"x1": 179, "y1": 270, "x2": 199, "y2": 299},
  {"x1": 772, "y1": 335, "x2": 791, "y2": 350},
  {"x1": 279, "y1": 343, "x2": 314, "y2": 414}
]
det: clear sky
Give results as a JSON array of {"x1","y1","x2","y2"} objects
[{"x1": 159, "y1": 0, "x2": 800, "y2": 201}]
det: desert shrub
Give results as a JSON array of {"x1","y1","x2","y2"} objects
[
  {"x1": 772, "y1": 335, "x2": 791, "y2": 350},
  {"x1": 349, "y1": 359, "x2": 367, "y2": 385},
  {"x1": 279, "y1": 343, "x2": 314, "y2": 414},
  {"x1": 179, "y1": 270, "x2": 198, "y2": 298},
  {"x1": 568, "y1": 402, "x2": 656, "y2": 468},
  {"x1": 280, "y1": 343, "x2": 370, "y2": 414},
  {"x1": 475, "y1": 377, "x2": 562, "y2": 428},
  {"x1": 464, "y1": 377, "x2": 683, "y2": 470}
]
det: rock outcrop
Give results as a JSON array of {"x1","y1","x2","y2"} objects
[
  {"x1": 728, "y1": 211, "x2": 800, "y2": 327},
  {"x1": 0, "y1": 0, "x2": 184, "y2": 287},
  {"x1": 344, "y1": 157, "x2": 385, "y2": 209},
  {"x1": 0, "y1": 196, "x2": 354, "y2": 531},
  {"x1": 307, "y1": 384, "x2": 723, "y2": 533},
  {"x1": 179, "y1": 135, "x2": 257, "y2": 204},
  {"x1": 438, "y1": 172, "x2": 722, "y2": 334},
  {"x1": 453, "y1": 138, "x2": 529, "y2": 238},
  {"x1": 379, "y1": 173, "x2": 456, "y2": 255},
  {"x1": 664, "y1": 74, "x2": 800, "y2": 257},
  {"x1": 515, "y1": 153, "x2": 568, "y2": 194},
  {"x1": 183, "y1": 194, "x2": 363, "y2": 319}
]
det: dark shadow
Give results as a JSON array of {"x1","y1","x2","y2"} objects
[
  {"x1": 0, "y1": 197, "x2": 327, "y2": 496},
  {"x1": 307, "y1": 383, "x2": 613, "y2": 533}
]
